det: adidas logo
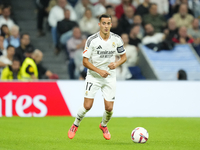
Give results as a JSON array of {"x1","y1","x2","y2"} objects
[{"x1": 97, "y1": 45, "x2": 102, "y2": 49}]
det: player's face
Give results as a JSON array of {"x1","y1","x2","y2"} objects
[{"x1": 99, "y1": 17, "x2": 112, "y2": 35}]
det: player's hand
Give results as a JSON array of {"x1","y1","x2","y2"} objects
[
  {"x1": 98, "y1": 70, "x2": 110, "y2": 78},
  {"x1": 108, "y1": 62, "x2": 117, "y2": 70}
]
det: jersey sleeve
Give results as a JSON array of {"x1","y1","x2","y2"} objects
[
  {"x1": 116, "y1": 36, "x2": 126, "y2": 55},
  {"x1": 83, "y1": 38, "x2": 93, "y2": 58}
]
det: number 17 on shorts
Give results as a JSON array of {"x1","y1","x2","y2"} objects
[{"x1": 84, "y1": 79, "x2": 116, "y2": 101}]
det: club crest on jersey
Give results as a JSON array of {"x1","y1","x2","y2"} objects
[
  {"x1": 112, "y1": 42, "x2": 116, "y2": 48},
  {"x1": 85, "y1": 91, "x2": 88, "y2": 96}
]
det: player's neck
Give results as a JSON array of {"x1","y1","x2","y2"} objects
[{"x1": 100, "y1": 32, "x2": 110, "y2": 41}]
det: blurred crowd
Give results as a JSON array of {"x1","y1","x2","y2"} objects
[
  {"x1": 0, "y1": 0, "x2": 200, "y2": 81},
  {"x1": 0, "y1": 0, "x2": 58, "y2": 81}
]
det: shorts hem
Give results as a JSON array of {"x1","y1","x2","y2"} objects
[
  {"x1": 84, "y1": 96, "x2": 95, "y2": 99},
  {"x1": 103, "y1": 98, "x2": 115, "y2": 102}
]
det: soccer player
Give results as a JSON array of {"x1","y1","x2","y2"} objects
[{"x1": 68, "y1": 14, "x2": 127, "y2": 140}]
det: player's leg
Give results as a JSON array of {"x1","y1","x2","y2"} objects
[
  {"x1": 101, "y1": 81, "x2": 115, "y2": 126},
  {"x1": 99, "y1": 100, "x2": 114, "y2": 140},
  {"x1": 74, "y1": 79, "x2": 100, "y2": 126},
  {"x1": 68, "y1": 77, "x2": 100, "y2": 139},
  {"x1": 68, "y1": 98, "x2": 94, "y2": 139},
  {"x1": 102, "y1": 99, "x2": 114, "y2": 126},
  {"x1": 99, "y1": 81, "x2": 116, "y2": 140},
  {"x1": 74, "y1": 98, "x2": 94, "y2": 126}
]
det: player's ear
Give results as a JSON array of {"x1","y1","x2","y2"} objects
[{"x1": 98, "y1": 22, "x2": 100, "y2": 27}]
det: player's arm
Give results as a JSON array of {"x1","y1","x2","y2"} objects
[
  {"x1": 109, "y1": 35, "x2": 127, "y2": 69},
  {"x1": 116, "y1": 53, "x2": 127, "y2": 67},
  {"x1": 83, "y1": 57, "x2": 110, "y2": 78},
  {"x1": 108, "y1": 53, "x2": 127, "y2": 70}
]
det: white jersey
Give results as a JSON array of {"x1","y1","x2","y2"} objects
[{"x1": 83, "y1": 32, "x2": 126, "y2": 79}]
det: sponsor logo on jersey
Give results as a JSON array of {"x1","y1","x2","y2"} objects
[
  {"x1": 97, "y1": 45, "x2": 102, "y2": 49},
  {"x1": 97, "y1": 50, "x2": 115, "y2": 58},
  {"x1": 97, "y1": 50, "x2": 115, "y2": 55}
]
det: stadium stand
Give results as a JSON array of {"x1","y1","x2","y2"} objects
[
  {"x1": 10, "y1": 0, "x2": 68, "y2": 79},
  {"x1": 138, "y1": 44, "x2": 200, "y2": 80},
  {"x1": 0, "y1": 0, "x2": 200, "y2": 80}
]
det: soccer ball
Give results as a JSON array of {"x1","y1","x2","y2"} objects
[{"x1": 131, "y1": 127, "x2": 149, "y2": 143}]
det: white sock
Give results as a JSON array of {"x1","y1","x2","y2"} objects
[
  {"x1": 101, "y1": 110, "x2": 113, "y2": 127},
  {"x1": 74, "y1": 106, "x2": 88, "y2": 126}
]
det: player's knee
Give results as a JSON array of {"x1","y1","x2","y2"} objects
[
  {"x1": 84, "y1": 104, "x2": 92, "y2": 110},
  {"x1": 105, "y1": 107, "x2": 113, "y2": 112},
  {"x1": 84, "y1": 98, "x2": 94, "y2": 110}
]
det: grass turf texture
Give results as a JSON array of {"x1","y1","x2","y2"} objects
[{"x1": 0, "y1": 117, "x2": 200, "y2": 150}]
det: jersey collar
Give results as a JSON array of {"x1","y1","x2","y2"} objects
[{"x1": 98, "y1": 32, "x2": 111, "y2": 40}]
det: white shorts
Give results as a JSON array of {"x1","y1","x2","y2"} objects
[{"x1": 84, "y1": 75, "x2": 116, "y2": 101}]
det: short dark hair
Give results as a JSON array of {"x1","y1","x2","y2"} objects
[
  {"x1": 144, "y1": 23, "x2": 153, "y2": 27},
  {"x1": 131, "y1": 24, "x2": 140, "y2": 29},
  {"x1": 0, "y1": 24, "x2": 8, "y2": 37},
  {"x1": 7, "y1": 45, "x2": 15, "y2": 50},
  {"x1": 99, "y1": 14, "x2": 112, "y2": 22},
  {"x1": 105, "y1": 5, "x2": 113, "y2": 9},
  {"x1": 12, "y1": 57, "x2": 21, "y2": 64},
  {"x1": 0, "y1": 35, "x2": 5, "y2": 39},
  {"x1": 149, "y1": 3, "x2": 157, "y2": 9},
  {"x1": 20, "y1": 33, "x2": 29, "y2": 40},
  {"x1": 1, "y1": 24, "x2": 8, "y2": 29},
  {"x1": 2, "y1": 5, "x2": 11, "y2": 10},
  {"x1": 178, "y1": 69, "x2": 187, "y2": 80}
]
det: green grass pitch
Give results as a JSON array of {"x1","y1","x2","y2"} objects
[{"x1": 0, "y1": 117, "x2": 200, "y2": 150}]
